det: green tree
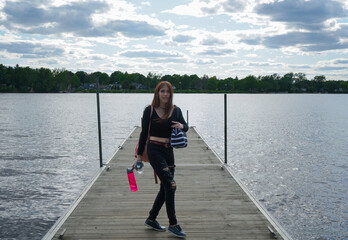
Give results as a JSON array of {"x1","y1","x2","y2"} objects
[
  {"x1": 53, "y1": 69, "x2": 69, "y2": 91},
  {"x1": 189, "y1": 74, "x2": 201, "y2": 90},
  {"x1": 0, "y1": 64, "x2": 6, "y2": 85},
  {"x1": 201, "y1": 74, "x2": 209, "y2": 90},
  {"x1": 130, "y1": 73, "x2": 146, "y2": 85},
  {"x1": 217, "y1": 79, "x2": 228, "y2": 91},
  {"x1": 313, "y1": 75, "x2": 326, "y2": 82},
  {"x1": 3, "y1": 64, "x2": 348, "y2": 93},
  {"x1": 89, "y1": 72, "x2": 109, "y2": 85},
  {"x1": 279, "y1": 73, "x2": 293, "y2": 92},
  {"x1": 323, "y1": 80, "x2": 338, "y2": 93},
  {"x1": 14, "y1": 65, "x2": 29, "y2": 92},
  {"x1": 99, "y1": 72, "x2": 110, "y2": 85},
  {"x1": 172, "y1": 74, "x2": 182, "y2": 89},
  {"x1": 339, "y1": 81, "x2": 348, "y2": 93},
  {"x1": 206, "y1": 76, "x2": 218, "y2": 90},
  {"x1": 33, "y1": 68, "x2": 53, "y2": 92},
  {"x1": 6, "y1": 66, "x2": 15, "y2": 87},
  {"x1": 259, "y1": 74, "x2": 279, "y2": 92},
  {"x1": 147, "y1": 72, "x2": 161, "y2": 89},
  {"x1": 121, "y1": 72, "x2": 131, "y2": 89},
  {"x1": 110, "y1": 71, "x2": 124, "y2": 84},
  {"x1": 70, "y1": 74, "x2": 81, "y2": 89},
  {"x1": 238, "y1": 75, "x2": 258, "y2": 92},
  {"x1": 294, "y1": 72, "x2": 307, "y2": 83},
  {"x1": 75, "y1": 71, "x2": 89, "y2": 84},
  {"x1": 161, "y1": 74, "x2": 175, "y2": 85},
  {"x1": 227, "y1": 77, "x2": 236, "y2": 91},
  {"x1": 179, "y1": 74, "x2": 190, "y2": 90},
  {"x1": 313, "y1": 75, "x2": 326, "y2": 92}
]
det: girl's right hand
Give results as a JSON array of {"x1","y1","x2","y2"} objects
[
  {"x1": 132, "y1": 159, "x2": 137, "y2": 169},
  {"x1": 132, "y1": 157, "x2": 141, "y2": 169}
]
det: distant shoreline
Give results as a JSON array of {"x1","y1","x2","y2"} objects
[
  {"x1": 2, "y1": 65, "x2": 348, "y2": 94},
  {"x1": 1, "y1": 90, "x2": 347, "y2": 94}
]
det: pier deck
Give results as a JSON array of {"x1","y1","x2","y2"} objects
[{"x1": 45, "y1": 127, "x2": 290, "y2": 240}]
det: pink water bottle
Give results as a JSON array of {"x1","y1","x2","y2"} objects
[{"x1": 127, "y1": 168, "x2": 138, "y2": 192}]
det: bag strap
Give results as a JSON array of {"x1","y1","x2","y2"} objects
[
  {"x1": 135, "y1": 105, "x2": 153, "y2": 158},
  {"x1": 149, "y1": 106, "x2": 158, "y2": 184},
  {"x1": 154, "y1": 171, "x2": 158, "y2": 184},
  {"x1": 147, "y1": 106, "x2": 153, "y2": 142},
  {"x1": 146, "y1": 106, "x2": 158, "y2": 184}
]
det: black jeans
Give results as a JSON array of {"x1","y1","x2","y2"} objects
[{"x1": 147, "y1": 142, "x2": 177, "y2": 225}]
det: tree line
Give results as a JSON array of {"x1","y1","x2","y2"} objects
[{"x1": 1, "y1": 64, "x2": 347, "y2": 93}]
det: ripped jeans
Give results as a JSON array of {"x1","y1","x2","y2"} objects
[{"x1": 147, "y1": 142, "x2": 177, "y2": 225}]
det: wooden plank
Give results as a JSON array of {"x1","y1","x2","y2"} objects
[{"x1": 44, "y1": 127, "x2": 291, "y2": 240}]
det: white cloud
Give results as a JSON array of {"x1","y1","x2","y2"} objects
[
  {"x1": 201, "y1": 35, "x2": 226, "y2": 45},
  {"x1": 255, "y1": 0, "x2": 348, "y2": 31},
  {"x1": 163, "y1": 0, "x2": 209, "y2": 17},
  {"x1": 193, "y1": 58, "x2": 216, "y2": 64},
  {"x1": 141, "y1": 1, "x2": 151, "y2": 6},
  {"x1": 288, "y1": 64, "x2": 311, "y2": 69},
  {"x1": 245, "y1": 53, "x2": 258, "y2": 58},
  {"x1": 164, "y1": 0, "x2": 249, "y2": 17},
  {"x1": 119, "y1": 49, "x2": 184, "y2": 59},
  {"x1": 176, "y1": 25, "x2": 190, "y2": 30},
  {"x1": 316, "y1": 58, "x2": 348, "y2": 71},
  {"x1": 172, "y1": 34, "x2": 195, "y2": 43},
  {"x1": 0, "y1": 0, "x2": 348, "y2": 80},
  {"x1": 0, "y1": 0, "x2": 167, "y2": 38},
  {"x1": 0, "y1": 40, "x2": 65, "y2": 58},
  {"x1": 197, "y1": 47, "x2": 235, "y2": 56}
]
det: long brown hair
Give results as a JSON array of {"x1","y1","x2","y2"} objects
[{"x1": 152, "y1": 81, "x2": 174, "y2": 119}]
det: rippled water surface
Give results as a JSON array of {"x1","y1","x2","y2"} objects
[{"x1": 0, "y1": 93, "x2": 347, "y2": 240}]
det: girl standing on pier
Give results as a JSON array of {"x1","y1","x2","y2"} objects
[{"x1": 135, "y1": 81, "x2": 188, "y2": 238}]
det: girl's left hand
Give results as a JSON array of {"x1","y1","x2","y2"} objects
[{"x1": 171, "y1": 121, "x2": 183, "y2": 129}]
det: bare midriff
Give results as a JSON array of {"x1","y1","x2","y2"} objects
[{"x1": 150, "y1": 136, "x2": 170, "y2": 143}]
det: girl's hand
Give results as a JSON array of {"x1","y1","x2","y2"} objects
[
  {"x1": 171, "y1": 121, "x2": 183, "y2": 129},
  {"x1": 132, "y1": 160, "x2": 137, "y2": 169},
  {"x1": 132, "y1": 157, "x2": 141, "y2": 169}
]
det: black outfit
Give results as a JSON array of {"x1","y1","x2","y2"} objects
[
  {"x1": 137, "y1": 105, "x2": 188, "y2": 225},
  {"x1": 137, "y1": 105, "x2": 188, "y2": 156}
]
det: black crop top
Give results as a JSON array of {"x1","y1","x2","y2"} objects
[
  {"x1": 137, "y1": 105, "x2": 188, "y2": 155},
  {"x1": 150, "y1": 109, "x2": 174, "y2": 138}
]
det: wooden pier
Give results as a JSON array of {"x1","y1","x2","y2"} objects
[{"x1": 44, "y1": 127, "x2": 291, "y2": 240}]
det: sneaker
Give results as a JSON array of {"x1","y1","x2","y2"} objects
[
  {"x1": 168, "y1": 225, "x2": 186, "y2": 238},
  {"x1": 145, "y1": 218, "x2": 166, "y2": 232}
]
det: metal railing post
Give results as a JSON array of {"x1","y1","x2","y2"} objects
[
  {"x1": 96, "y1": 78, "x2": 103, "y2": 168},
  {"x1": 187, "y1": 110, "x2": 189, "y2": 126},
  {"x1": 224, "y1": 94, "x2": 227, "y2": 164}
]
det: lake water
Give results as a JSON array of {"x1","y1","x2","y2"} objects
[{"x1": 0, "y1": 93, "x2": 347, "y2": 240}]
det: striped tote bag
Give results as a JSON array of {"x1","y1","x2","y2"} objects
[{"x1": 170, "y1": 128, "x2": 187, "y2": 148}]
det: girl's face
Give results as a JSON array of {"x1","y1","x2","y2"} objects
[{"x1": 159, "y1": 85, "x2": 170, "y2": 104}]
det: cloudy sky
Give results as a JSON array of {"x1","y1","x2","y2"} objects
[{"x1": 0, "y1": 0, "x2": 348, "y2": 80}]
